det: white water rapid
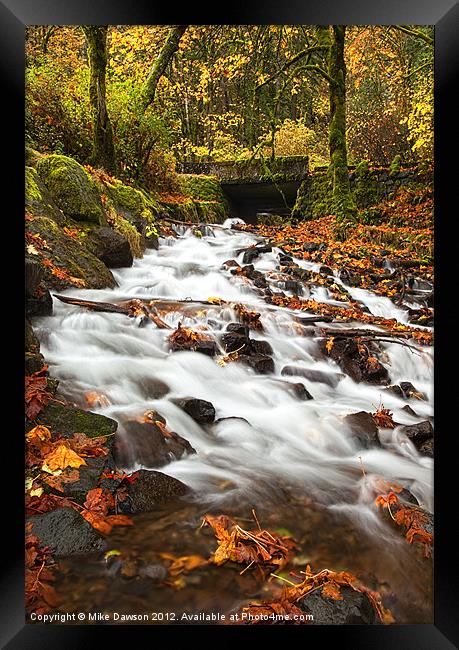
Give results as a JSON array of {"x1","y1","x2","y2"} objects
[{"x1": 34, "y1": 220, "x2": 433, "y2": 535}]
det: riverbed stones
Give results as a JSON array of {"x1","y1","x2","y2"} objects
[
  {"x1": 398, "y1": 420, "x2": 433, "y2": 448},
  {"x1": 249, "y1": 339, "x2": 273, "y2": 356},
  {"x1": 138, "y1": 377, "x2": 170, "y2": 399},
  {"x1": 281, "y1": 366, "x2": 344, "y2": 388},
  {"x1": 298, "y1": 586, "x2": 378, "y2": 624},
  {"x1": 118, "y1": 469, "x2": 189, "y2": 514},
  {"x1": 321, "y1": 338, "x2": 390, "y2": 385},
  {"x1": 173, "y1": 397, "x2": 216, "y2": 424},
  {"x1": 221, "y1": 331, "x2": 251, "y2": 354},
  {"x1": 241, "y1": 354, "x2": 274, "y2": 374},
  {"x1": 28, "y1": 507, "x2": 107, "y2": 556},
  {"x1": 343, "y1": 411, "x2": 380, "y2": 448}
]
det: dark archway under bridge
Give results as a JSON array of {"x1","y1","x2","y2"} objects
[
  {"x1": 221, "y1": 179, "x2": 302, "y2": 223},
  {"x1": 177, "y1": 156, "x2": 309, "y2": 224}
]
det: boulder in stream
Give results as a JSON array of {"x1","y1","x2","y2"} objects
[
  {"x1": 88, "y1": 226, "x2": 133, "y2": 268},
  {"x1": 118, "y1": 469, "x2": 189, "y2": 514},
  {"x1": 173, "y1": 397, "x2": 216, "y2": 424},
  {"x1": 28, "y1": 507, "x2": 107, "y2": 556},
  {"x1": 321, "y1": 338, "x2": 390, "y2": 385},
  {"x1": 343, "y1": 411, "x2": 380, "y2": 448},
  {"x1": 298, "y1": 586, "x2": 378, "y2": 624},
  {"x1": 241, "y1": 354, "x2": 274, "y2": 374},
  {"x1": 398, "y1": 420, "x2": 433, "y2": 448}
]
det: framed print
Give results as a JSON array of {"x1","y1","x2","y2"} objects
[{"x1": 1, "y1": 0, "x2": 458, "y2": 646}]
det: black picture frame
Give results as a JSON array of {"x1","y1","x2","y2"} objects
[{"x1": 2, "y1": 1, "x2": 457, "y2": 647}]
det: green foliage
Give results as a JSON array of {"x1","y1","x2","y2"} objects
[
  {"x1": 25, "y1": 64, "x2": 92, "y2": 161},
  {"x1": 389, "y1": 154, "x2": 402, "y2": 176},
  {"x1": 105, "y1": 205, "x2": 143, "y2": 258}
]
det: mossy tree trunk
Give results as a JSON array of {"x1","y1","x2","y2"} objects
[
  {"x1": 327, "y1": 25, "x2": 356, "y2": 221},
  {"x1": 82, "y1": 26, "x2": 116, "y2": 173},
  {"x1": 141, "y1": 25, "x2": 187, "y2": 111}
]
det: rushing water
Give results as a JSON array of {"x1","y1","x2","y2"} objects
[{"x1": 34, "y1": 219, "x2": 434, "y2": 622}]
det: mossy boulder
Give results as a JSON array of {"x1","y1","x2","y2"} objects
[
  {"x1": 85, "y1": 226, "x2": 133, "y2": 268},
  {"x1": 26, "y1": 166, "x2": 66, "y2": 225},
  {"x1": 27, "y1": 214, "x2": 116, "y2": 290},
  {"x1": 102, "y1": 179, "x2": 158, "y2": 233},
  {"x1": 179, "y1": 174, "x2": 227, "y2": 203},
  {"x1": 33, "y1": 402, "x2": 118, "y2": 441},
  {"x1": 36, "y1": 154, "x2": 106, "y2": 224}
]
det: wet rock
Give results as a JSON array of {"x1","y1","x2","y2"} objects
[
  {"x1": 195, "y1": 340, "x2": 218, "y2": 356},
  {"x1": 249, "y1": 339, "x2": 273, "y2": 356},
  {"x1": 402, "y1": 404, "x2": 419, "y2": 417},
  {"x1": 33, "y1": 402, "x2": 118, "y2": 440},
  {"x1": 221, "y1": 331, "x2": 250, "y2": 354},
  {"x1": 25, "y1": 258, "x2": 43, "y2": 297},
  {"x1": 298, "y1": 586, "x2": 378, "y2": 624},
  {"x1": 419, "y1": 439, "x2": 434, "y2": 457},
  {"x1": 61, "y1": 456, "x2": 114, "y2": 503},
  {"x1": 28, "y1": 507, "x2": 107, "y2": 556},
  {"x1": 283, "y1": 280, "x2": 302, "y2": 294},
  {"x1": 116, "y1": 420, "x2": 171, "y2": 467},
  {"x1": 400, "y1": 382, "x2": 426, "y2": 400},
  {"x1": 145, "y1": 233, "x2": 159, "y2": 249},
  {"x1": 222, "y1": 259, "x2": 240, "y2": 270},
  {"x1": 242, "y1": 249, "x2": 259, "y2": 264},
  {"x1": 303, "y1": 242, "x2": 322, "y2": 253},
  {"x1": 118, "y1": 469, "x2": 189, "y2": 514},
  {"x1": 26, "y1": 288, "x2": 53, "y2": 317},
  {"x1": 89, "y1": 226, "x2": 133, "y2": 268},
  {"x1": 290, "y1": 268, "x2": 312, "y2": 282},
  {"x1": 322, "y1": 338, "x2": 389, "y2": 385},
  {"x1": 286, "y1": 382, "x2": 313, "y2": 401},
  {"x1": 343, "y1": 411, "x2": 380, "y2": 448},
  {"x1": 279, "y1": 254, "x2": 294, "y2": 265},
  {"x1": 173, "y1": 397, "x2": 216, "y2": 424},
  {"x1": 138, "y1": 377, "x2": 170, "y2": 399},
  {"x1": 25, "y1": 352, "x2": 45, "y2": 375},
  {"x1": 319, "y1": 265, "x2": 333, "y2": 275},
  {"x1": 226, "y1": 322, "x2": 250, "y2": 337},
  {"x1": 240, "y1": 354, "x2": 274, "y2": 374},
  {"x1": 281, "y1": 366, "x2": 344, "y2": 388},
  {"x1": 399, "y1": 420, "x2": 433, "y2": 448},
  {"x1": 384, "y1": 385, "x2": 404, "y2": 398}
]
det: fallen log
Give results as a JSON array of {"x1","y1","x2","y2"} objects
[
  {"x1": 54, "y1": 294, "x2": 130, "y2": 314},
  {"x1": 316, "y1": 327, "x2": 425, "y2": 340},
  {"x1": 54, "y1": 295, "x2": 171, "y2": 329}
]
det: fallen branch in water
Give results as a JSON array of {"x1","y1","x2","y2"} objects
[{"x1": 54, "y1": 295, "x2": 171, "y2": 329}]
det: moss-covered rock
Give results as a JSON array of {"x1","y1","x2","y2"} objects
[
  {"x1": 353, "y1": 161, "x2": 380, "y2": 208},
  {"x1": 36, "y1": 154, "x2": 106, "y2": 224},
  {"x1": 179, "y1": 174, "x2": 227, "y2": 203},
  {"x1": 27, "y1": 215, "x2": 116, "y2": 290},
  {"x1": 102, "y1": 179, "x2": 159, "y2": 230},
  {"x1": 34, "y1": 402, "x2": 118, "y2": 440},
  {"x1": 26, "y1": 166, "x2": 66, "y2": 225}
]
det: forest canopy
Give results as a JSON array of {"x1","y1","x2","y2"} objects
[{"x1": 26, "y1": 24, "x2": 433, "y2": 194}]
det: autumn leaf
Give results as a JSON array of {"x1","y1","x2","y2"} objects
[
  {"x1": 321, "y1": 581, "x2": 343, "y2": 600},
  {"x1": 325, "y1": 336, "x2": 335, "y2": 353},
  {"x1": 26, "y1": 425, "x2": 52, "y2": 444},
  {"x1": 43, "y1": 444, "x2": 86, "y2": 471},
  {"x1": 160, "y1": 553, "x2": 209, "y2": 576}
]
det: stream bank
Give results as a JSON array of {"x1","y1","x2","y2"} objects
[{"x1": 26, "y1": 216, "x2": 433, "y2": 624}]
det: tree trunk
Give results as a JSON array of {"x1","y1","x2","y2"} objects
[
  {"x1": 328, "y1": 25, "x2": 356, "y2": 220},
  {"x1": 82, "y1": 26, "x2": 116, "y2": 173},
  {"x1": 141, "y1": 25, "x2": 187, "y2": 111}
]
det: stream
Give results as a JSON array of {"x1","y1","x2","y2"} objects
[{"x1": 34, "y1": 219, "x2": 434, "y2": 624}]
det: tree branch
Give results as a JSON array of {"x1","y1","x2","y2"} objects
[
  {"x1": 255, "y1": 45, "x2": 328, "y2": 91},
  {"x1": 391, "y1": 25, "x2": 433, "y2": 45}
]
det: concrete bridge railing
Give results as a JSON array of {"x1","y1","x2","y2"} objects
[{"x1": 177, "y1": 156, "x2": 309, "y2": 185}]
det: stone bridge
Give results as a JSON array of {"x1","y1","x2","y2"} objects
[{"x1": 177, "y1": 156, "x2": 309, "y2": 221}]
